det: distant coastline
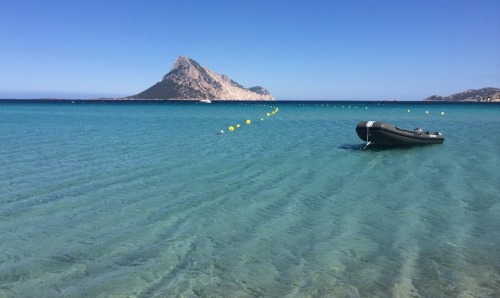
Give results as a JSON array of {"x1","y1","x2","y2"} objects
[
  {"x1": 1, "y1": 87, "x2": 499, "y2": 103},
  {"x1": 2, "y1": 99, "x2": 500, "y2": 105},
  {"x1": 423, "y1": 87, "x2": 500, "y2": 102}
]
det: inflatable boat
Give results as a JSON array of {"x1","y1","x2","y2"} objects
[{"x1": 356, "y1": 121, "x2": 444, "y2": 147}]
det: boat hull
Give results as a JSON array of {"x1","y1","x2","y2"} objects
[{"x1": 356, "y1": 121, "x2": 444, "y2": 146}]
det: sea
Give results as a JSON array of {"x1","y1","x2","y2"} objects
[{"x1": 0, "y1": 100, "x2": 499, "y2": 297}]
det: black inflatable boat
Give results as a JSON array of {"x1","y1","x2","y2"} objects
[{"x1": 356, "y1": 121, "x2": 444, "y2": 147}]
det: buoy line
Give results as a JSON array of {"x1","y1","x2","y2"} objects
[
  {"x1": 406, "y1": 109, "x2": 445, "y2": 116},
  {"x1": 219, "y1": 106, "x2": 279, "y2": 135}
]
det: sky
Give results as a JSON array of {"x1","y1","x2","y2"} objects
[{"x1": 0, "y1": 0, "x2": 499, "y2": 100}]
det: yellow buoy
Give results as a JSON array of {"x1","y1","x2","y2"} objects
[
  {"x1": 236, "y1": 124, "x2": 241, "y2": 128},
  {"x1": 246, "y1": 119, "x2": 251, "y2": 125},
  {"x1": 228, "y1": 126, "x2": 234, "y2": 132},
  {"x1": 267, "y1": 113, "x2": 270, "y2": 117}
]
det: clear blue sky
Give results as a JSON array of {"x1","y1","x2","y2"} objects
[{"x1": 1, "y1": 0, "x2": 499, "y2": 100}]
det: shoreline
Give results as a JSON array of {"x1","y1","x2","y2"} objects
[{"x1": 1, "y1": 98, "x2": 500, "y2": 103}]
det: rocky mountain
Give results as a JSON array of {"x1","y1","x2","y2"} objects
[
  {"x1": 424, "y1": 87, "x2": 500, "y2": 102},
  {"x1": 128, "y1": 56, "x2": 274, "y2": 100}
]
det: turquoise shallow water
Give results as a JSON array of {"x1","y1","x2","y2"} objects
[{"x1": 0, "y1": 100, "x2": 499, "y2": 297}]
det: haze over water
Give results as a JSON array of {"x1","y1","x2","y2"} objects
[{"x1": 0, "y1": 101, "x2": 499, "y2": 297}]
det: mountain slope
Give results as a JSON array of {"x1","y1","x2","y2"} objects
[{"x1": 128, "y1": 56, "x2": 274, "y2": 100}]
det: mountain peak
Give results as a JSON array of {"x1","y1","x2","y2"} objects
[
  {"x1": 171, "y1": 55, "x2": 196, "y2": 70},
  {"x1": 165, "y1": 55, "x2": 205, "y2": 81},
  {"x1": 176, "y1": 55, "x2": 189, "y2": 63},
  {"x1": 129, "y1": 56, "x2": 274, "y2": 100}
]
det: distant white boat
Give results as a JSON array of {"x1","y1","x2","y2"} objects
[{"x1": 199, "y1": 99, "x2": 211, "y2": 104}]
